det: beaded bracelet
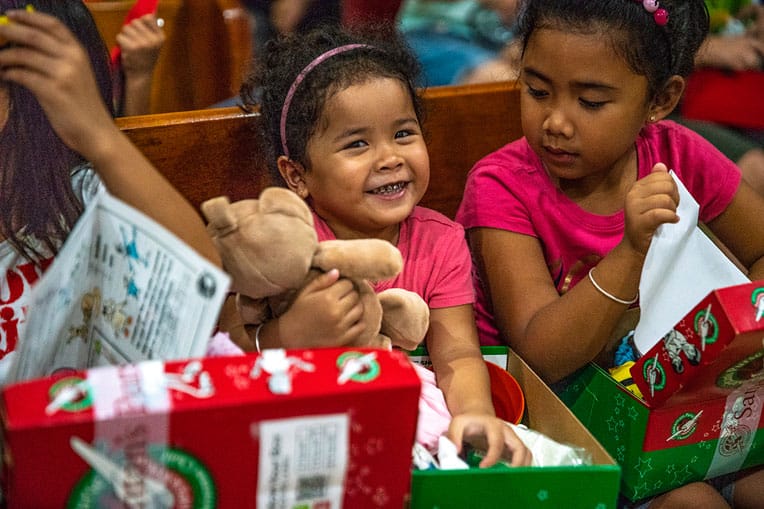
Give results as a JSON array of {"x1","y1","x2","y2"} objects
[{"x1": 588, "y1": 267, "x2": 639, "y2": 305}]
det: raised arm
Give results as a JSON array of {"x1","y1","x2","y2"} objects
[
  {"x1": 470, "y1": 165, "x2": 679, "y2": 383},
  {"x1": 116, "y1": 13, "x2": 165, "y2": 116},
  {"x1": 0, "y1": 8, "x2": 219, "y2": 265}
]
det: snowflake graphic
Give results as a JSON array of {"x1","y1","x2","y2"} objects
[
  {"x1": 614, "y1": 393, "x2": 626, "y2": 408},
  {"x1": 628, "y1": 406, "x2": 640, "y2": 421},
  {"x1": 665, "y1": 464, "x2": 676, "y2": 474},
  {"x1": 536, "y1": 490, "x2": 549, "y2": 501},
  {"x1": 616, "y1": 445, "x2": 626, "y2": 462}
]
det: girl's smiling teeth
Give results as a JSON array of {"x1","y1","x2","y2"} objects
[{"x1": 369, "y1": 181, "x2": 408, "y2": 195}]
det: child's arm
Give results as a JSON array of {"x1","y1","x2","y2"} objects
[
  {"x1": 706, "y1": 179, "x2": 764, "y2": 280},
  {"x1": 0, "y1": 9, "x2": 219, "y2": 266},
  {"x1": 116, "y1": 13, "x2": 165, "y2": 116},
  {"x1": 428, "y1": 304, "x2": 531, "y2": 467},
  {"x1": 470, "y1": 165, "x2": 679, "y2": 383}
]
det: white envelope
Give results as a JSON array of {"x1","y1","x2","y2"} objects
[{"x1": 633, "y1": 171, "x2": 749, "y2": 355}]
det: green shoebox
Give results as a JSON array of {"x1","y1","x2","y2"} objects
[
  {"x1": 559, "y1": 355, "x2": 764, "y2": 502},
  {"x1": 408, "y1": 348, "x2": 621, "y2": 509}
]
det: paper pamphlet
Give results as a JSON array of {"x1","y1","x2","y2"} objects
[
  {"x1": 10, "y1": 189, "x2": 230, "y2": 382},
  {"x1": 632, "y1": 171, "x2": 749, "y2": 355}
]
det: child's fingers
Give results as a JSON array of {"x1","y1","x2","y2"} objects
[
  {"x1": 640, "y1": 207, "x2": 680, "y2": 227},
  {"x1": 503, "y1": 428, "x2": 532, "y2": 466},
  {"x1": 302, "y1": 269, "x2": 341, "y2": 292},
  {"x1": 636, "y1": 192, "x2": 679, "y2": 217},
  {"x1": 476, "y1": 426, "x2": 505, "y2": 468},
  {"x1": 136, "y1": 13, "x2": 164, "y2": 33},
  {"x1": 631, "y1": 171, "x2": 679, "y2": 206},
  {"x1": 0, "y1": 13, "x2": 84, "y2": 82},
  {"x1": 2, "y1": 9, "x2": 72, "y2": 53}
]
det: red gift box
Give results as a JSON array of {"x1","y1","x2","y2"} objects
[
  {"x1": 0, "y1": 348, "x2": 421, "y2": 509},
  {"x1": 630, "y1": 281, "x2": 764, "y2": 408}
]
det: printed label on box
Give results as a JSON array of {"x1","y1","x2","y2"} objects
[{"x1": 257, "y1": 414, "x2": 349, "y2": 509}]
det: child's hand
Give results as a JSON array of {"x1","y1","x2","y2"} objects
[
  {"x1": 0, "y1": 9, "x2": 116, "y2": 157},
  {"x1": 278, "y1": 270, "x2": 369, "y2": 348},
  {"x1": 447, "y1": 413, "x2": 532, "y2": 468},
  {"x1": 622, "y1": 163, "x2": 679, "y2": 257},
  {"x1": 117, "y1": 14, "x2": 165, "y2": 78}
]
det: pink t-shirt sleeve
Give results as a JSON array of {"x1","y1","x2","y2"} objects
[{"x1": 394, "y1": 208, "x2": 475, "y2": 309}]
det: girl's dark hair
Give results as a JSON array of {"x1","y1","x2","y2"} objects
[
  {"x1": 515, "y1": 0, "x2": 709, "y2": 99},
  {"x1": 0, "y1": 0, "x2": 114, "y2": 264},
  {"x1": 240, "y1": 23, "x2": 424, "y2": 183}
]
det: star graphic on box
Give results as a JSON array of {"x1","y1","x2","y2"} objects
[
  {"x1": 673, "y1": 465, "x2": 693, "y2": 485},
  {"x1": 632, "y1": 481, "x2": 651, "y2": 500},
  {"x1": 606, "y1": 415, "x2": 624, "y2": 435},
  {"x1": 635, "y1": 456, "x2": 653, "y2": 478}
]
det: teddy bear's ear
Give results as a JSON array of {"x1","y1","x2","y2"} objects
[
  {"x1": 258, "y1": 187, "x2": 313, "y2": 227},
  {"x1": 201, "y1": 196, "x2": 238, "y2": 236}
]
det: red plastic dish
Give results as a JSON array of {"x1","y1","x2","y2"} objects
[{"x1": 485, "y1": 360, "x2": 525, "y2": 424}]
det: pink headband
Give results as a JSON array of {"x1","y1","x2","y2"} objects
[
  {"x1": 633, "y1": 0, "x2": 669, "y2": 26},
  {"x1": 279, "y1": 44, "x2": 371, "y2": 159}
]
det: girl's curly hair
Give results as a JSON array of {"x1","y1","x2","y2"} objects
[{"x1": 240, "y1": 23, "x2": 424, "y2": 184}]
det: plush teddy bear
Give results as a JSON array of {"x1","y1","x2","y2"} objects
[{"x1": 201, "y1": 187, "x2": 430, "y2": 351}]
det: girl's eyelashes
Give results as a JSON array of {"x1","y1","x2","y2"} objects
[
  {"x1": 525, "y1": 83, "x2": 607, "y2": 110},
  {"x1": 342, "y1": 139, "x2": 368, "y2": 150},
  {"x1": 526, "y1": 85, "x2": 548, "y2": 99},
  {"x1": 579, "y1": 98, "x2": 607, "y2": 110}
]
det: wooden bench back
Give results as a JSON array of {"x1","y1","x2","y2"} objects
[{"x1": 117, "y1": 81, "x2": 522, "y2": 219}]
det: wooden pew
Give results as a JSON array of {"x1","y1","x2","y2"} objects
[{"x1": 117, "y1": 80, "x2": 523, "y2": 219}]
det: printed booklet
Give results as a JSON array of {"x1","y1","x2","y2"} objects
[{"x1": 10, "y1": 189, "x2": 230, "y2": 382}]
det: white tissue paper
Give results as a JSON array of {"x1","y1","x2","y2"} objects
[
  {"x1": 507, "y1": 423, "x2": 591, "y2": 466},
  {"x1": 632, "y1": 171, "x2": 749, "y2": 355}
]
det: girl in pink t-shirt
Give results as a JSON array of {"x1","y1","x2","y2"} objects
[
  {"x1": 233, "y1": 24, "x2": 530, "y2": 467},
  {"x1": 457, "y1": 0, "x2": 764, "y2": 507}
]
